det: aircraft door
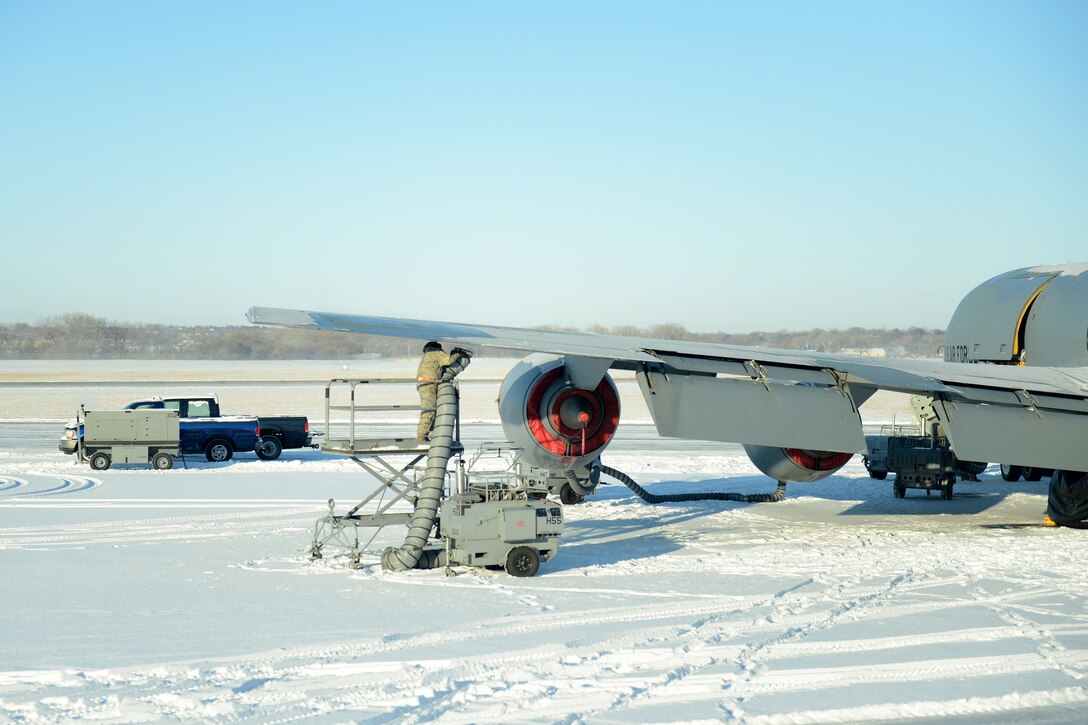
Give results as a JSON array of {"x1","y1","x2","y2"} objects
[
  {"x1": 1021, "y1": 270, "x2": 1088, "y2": 367},
  {"x1": 943, "y1": 268, "x2": 1057, "y2": 364}
]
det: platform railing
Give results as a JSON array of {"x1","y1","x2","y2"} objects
[{"x1": 322, "y1": 377, "x2": 440, "y2": 456}]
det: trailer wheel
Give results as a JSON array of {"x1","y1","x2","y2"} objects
[
  {"x1": 205, "y1": 440, "x2": 234, "y2": 462},
  {"x1": 506, "y1": 546, "x2": 540, "y2": 577},
  {"x1": 151, "y1": 452, "x2": 174, "y2": 470},
  {"x1": 255, "y1": 436, "x2": 283, "y2": 461},
  {"x1": 1023, "y1": 467, "x2": 1043, "y2": 482},
  {"x1": 559, "y1": 483, "x2": 583, "y2": 505},
  {"x1": 1001, "y1": 464, "x2": 1022, "y2": 482},
  {"x1": 89, "y1": 452, "x2": 111, "y2": 471},
  {"x1": 869, "y1": 470, "x2": 888, "y2": 481}
]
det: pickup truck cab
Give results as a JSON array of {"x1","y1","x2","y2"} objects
[{"x1": 60, "y1": 395, "x2": 313, "y2": 462}]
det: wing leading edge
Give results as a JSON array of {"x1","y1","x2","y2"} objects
[{"x1": 247, "y1": 306, "x2": 1088, "y2": 470}]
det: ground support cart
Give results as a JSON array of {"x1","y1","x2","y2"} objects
[
  {"x1": 435, "y1": 488, "x2": 563, "y2": 577},
  {"x1": 78, "y1": 408, "x2": 180, "y2": 471},
  {"x1": 886, "y1": 435, "x2": 957, "y2": 499}
]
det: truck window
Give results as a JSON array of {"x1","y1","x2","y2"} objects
[
  {"x1": 187, "y1": 400, "x2": 212, "y2": 418},
  {"x1": 163, "y1": 401, "x2": 180, "y2": 412}
]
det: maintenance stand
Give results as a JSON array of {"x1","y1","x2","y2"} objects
[{"x1": 309, "y1": 375, "x2": 563, "y2": 577}]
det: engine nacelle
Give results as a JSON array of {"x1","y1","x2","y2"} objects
[
  {"x1": 743, "y1": 444, "x2": 853, "y2": 483},
  {"x1": 499, "y1": 354, "x2": 621, "y2": 470}
]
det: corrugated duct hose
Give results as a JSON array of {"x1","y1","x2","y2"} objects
[
  {"x1": 381, "y1": 354, "x2": 471, "y2": 571},
  {"x1": 573, "y1": 461, "x2": 787, "y2": 503}
]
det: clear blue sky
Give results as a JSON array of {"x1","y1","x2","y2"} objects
[{"x1": 1, "y1": 1, "x2": 1085, "y2": 332}]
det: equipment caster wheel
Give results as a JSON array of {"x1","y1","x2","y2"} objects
[
  {"x1": 505, "y1": 546, "x2": 540, "y2": 577},
  {"x1": 560, "y1": 483, "x2": 583, "y2": 505}
]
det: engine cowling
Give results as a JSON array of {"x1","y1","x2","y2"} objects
[
  {"x1": 743, "y1": 444, "x2": 853, "y2": 483},
  {"x1": 499, "y1": 354, "x2": 621, "y2": 470}
]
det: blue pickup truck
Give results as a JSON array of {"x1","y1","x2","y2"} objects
[{"x1": 60, "y1": 395, "x2": 313, "y2": 462}]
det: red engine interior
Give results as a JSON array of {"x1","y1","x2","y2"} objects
[{"x1": 499, "y1": 355, "x2": 621, "y2": 470}]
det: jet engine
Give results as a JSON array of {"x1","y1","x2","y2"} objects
[
  {"x1": 743, "y1": 444, "x2": 853, "y2": 483},
  {"x1": 499, "y1": 354, "x2": 621, "y2": 470}
]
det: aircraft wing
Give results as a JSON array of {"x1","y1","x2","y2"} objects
[{"x1": 247, "y1": 306, "x2": 1088, "y2": 470}]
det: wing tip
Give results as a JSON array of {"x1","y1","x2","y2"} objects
[{"x1": 246, "y1": 306, "x2": 321, "y2": 329}]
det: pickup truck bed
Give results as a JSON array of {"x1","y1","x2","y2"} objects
[{"x1": 253, "y1": 415, "x2": 314, "y2": 460}]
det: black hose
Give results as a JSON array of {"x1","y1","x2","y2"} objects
[
  {"x1": 564, "y1": 465, "x2": 600, "y2": 497},
  {"x1": 597, "y1": 462, "x2": 786, "y2": 504}
]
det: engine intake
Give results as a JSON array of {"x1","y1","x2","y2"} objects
[
  {"x1": 744, "y1": 444, "x2": 853, "y2": 483},
  {"x1": 499, "y1": 354, "x2": 621, "y2": 470}
]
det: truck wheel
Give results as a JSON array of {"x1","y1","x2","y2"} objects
[
  {"x1": 89, "y1": 452, "x2": 111, "y2": 471},
  {"x1": 152, "y1": 452, "x2": 174, "y2": 470},
  {"x1": 869, "y1": 470, "x2": 888, "y2": 481},
  {"x1": 559, "y1": 483, "x2": 583, "y2": 505},
  {"x1": 255, "y1": 436, "x2": 283, "y2": 461},
  {"x1": 205, "y1": 440, "x2": 234, "y2": 462},
  {"x1": 1000, "y1": 464, "x2": 1022, "y2": 482},
  {"x1": 957, "y1": 461, "x2": 988, "y2": 477},
  {"x1": 505, "y1": 546, "x2": 540, "y2": 577},
  {"x1": 1023, "y1": 467, "x2": 1043, "y2": 482}
]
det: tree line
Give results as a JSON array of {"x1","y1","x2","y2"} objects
[{"x1": 0, "y1": 313, "x2": 944, "y2": 359}]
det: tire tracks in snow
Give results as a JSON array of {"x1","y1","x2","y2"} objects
[
  {"x1": 0, "y1": 473, "x2": 100, "y2": 497},
  {"x1": 98, "y1": 565, "x2": 1082, "y2": 722},
  {"x1": 14, "y1": 569, "x2": 1088, "y2": 723},
  {"x1": 568, "y1": 570, "x2": 922, "y2": 719},
  {"x1": 972, "y1": 581, "x2": 1088, "y2": 685},
  {"x1": 0, "y1": 476, "x2": 29, "y2": 492},
  {"x1": 0, "y1": 506, "x2": 318, "y2": 548}
]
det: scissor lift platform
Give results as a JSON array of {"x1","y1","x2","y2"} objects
[
  {"x1": 322, "y1": 437, "x2": 429, "y2": 455},
  {"x1": 320, "y1": 377, "x2": 436, "y2": 456},
  {"x1": 310, "y1": 378, "x2": 460, "y2": 566}
]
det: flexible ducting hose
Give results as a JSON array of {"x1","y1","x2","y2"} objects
[
  {"x1": 597, "y1": 462, "x2": 786, "y2": 504},
  {"x1": 381, "y1": 354, "x2": 470, "y2": 571},
  {"x1": 564, "y1": 465, "x2": 600, "y2": 497}
]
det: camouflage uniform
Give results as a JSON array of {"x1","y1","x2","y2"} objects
[{"x1": 416, "y1": 349, "x2": 453, "y2": 441}]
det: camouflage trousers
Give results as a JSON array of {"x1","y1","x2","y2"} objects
[{"x1": 417, "y1": 382, "x2": 437, "y2": 440}]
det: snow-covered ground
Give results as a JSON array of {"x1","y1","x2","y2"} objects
[{"x1": 1, "y1": 362, "x2": 1085, "y2": 723}]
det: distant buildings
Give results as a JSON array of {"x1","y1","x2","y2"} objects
[{"x1": 839, "y1": 347, "x2": 886, "y2": 357}]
